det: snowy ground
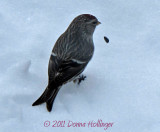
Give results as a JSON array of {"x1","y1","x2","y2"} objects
[{"x1": 0, "y1": 0, "x2": 160, "y2": 132}]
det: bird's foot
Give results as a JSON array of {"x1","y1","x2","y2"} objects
[
  {"x1": 73, "y1": 75, "x2": 86, "y2": 85},
  {"x1": 78, "y1": 75, "x2": 86, "y2": 85}
]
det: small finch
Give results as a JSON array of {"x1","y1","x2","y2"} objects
[{"x1": 32, "y1": 14, "x2": 101, "y2": 112}]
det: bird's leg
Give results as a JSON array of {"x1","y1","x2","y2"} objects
[{"x1": 73, "y1": 75, "x2": 86, "y2": 85}]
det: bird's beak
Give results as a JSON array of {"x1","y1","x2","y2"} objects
[{"x1": 96, "y1": 21, "x2": 101, "y2": 26}]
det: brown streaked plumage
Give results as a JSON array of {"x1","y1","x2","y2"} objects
[{"x1": 32, "y1": 14, "x2": 101, "y2": 112}]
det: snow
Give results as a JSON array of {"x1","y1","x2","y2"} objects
[{"x1": 0, "y1": 0, "x2": 160, "y2": 132}]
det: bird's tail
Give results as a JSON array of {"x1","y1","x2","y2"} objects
[
  {"x1": 46, "y1": 88, "x2": 60, "y2": 112},
  {"x1": 32, "y1": 84, "x2": 60, "y2": 112}
]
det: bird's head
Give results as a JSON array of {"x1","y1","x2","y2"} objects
[{"x1": 68, "y1": 14, "x2": 101, "y2": 37}]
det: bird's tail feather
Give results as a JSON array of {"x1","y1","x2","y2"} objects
[
  {"x1": 46, "y1": 88, "x2": 60, "y2": 112},
  {"x1": 32, "y1": 83, "x2": 60, "y2": 112},
  {"x1": 32, "y1": 86, "x2": 49, "y2": 106}
]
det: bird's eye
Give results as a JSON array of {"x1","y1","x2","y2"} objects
[{"x1": 92, "y1": 21, "x2": 97, "y2": 25}]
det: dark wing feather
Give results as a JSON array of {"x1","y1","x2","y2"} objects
[
  {"x1": 48, "y1": 55, "x2": 88, "y2": 85},
  {"x1": 48, "y1": 55, "x2": 61, "y2": 83},
  {"x1": 32, "y1": 55, "x2": 88, "y2": 112}
]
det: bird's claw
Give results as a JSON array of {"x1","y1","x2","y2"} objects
[
  {"x1": 78, "y1": 75, "x2": 86, "y2": 85},
  {"x1": 73, "y1": 75, "x2": 86, "y2": 85}
]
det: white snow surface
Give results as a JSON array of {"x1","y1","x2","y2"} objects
[{"x1": 0, "y1": 0, "x2": 160, "y2": 132}]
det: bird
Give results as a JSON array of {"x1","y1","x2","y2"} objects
[{"x1": 32, "y1": 14, "x2": 101, "y2": 112}]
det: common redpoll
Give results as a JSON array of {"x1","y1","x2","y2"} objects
[{"x1": 32, "y1": 14, "x2": 101, "y2": 112}]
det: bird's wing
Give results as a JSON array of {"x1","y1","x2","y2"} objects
[{"x1": 48, "y1": 54, "x2": 88, "y2": 85}]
